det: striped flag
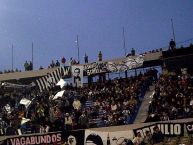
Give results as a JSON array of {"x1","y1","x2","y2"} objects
[{"x1": 33, "y1": 66, "x2": 71, "y2": 92}]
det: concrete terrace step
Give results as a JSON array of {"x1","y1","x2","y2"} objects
[{"x1": 134, "y1": 85, "x2": 155, "y2": 123}]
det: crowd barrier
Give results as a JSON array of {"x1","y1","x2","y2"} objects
[{"x1": 1, "y1": 118, "x2": 193, "y2": 145}]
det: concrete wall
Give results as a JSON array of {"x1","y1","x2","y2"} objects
[{"x1": 0, "y1": 67, "x2": 58, "y2": 82}]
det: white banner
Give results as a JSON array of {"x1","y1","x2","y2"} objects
[
  {"x1": 107, "y1": 55, "x2": 144, "y2": 72},
  {"x1": 56, "y1": 79, "x2": 67, "y2": 89},
  {"x1": 53, "y1": 90, "x2": 65, "y2": 100},
  {"x1": 85, "y1": 129, "x2": 134, "y2": 145},
  {"x1": 72, "y1": 65, "x2": 84, "y2": 87},
  {"x1": 20, "y1": 98, "x2": 31, "y2": 109},
  {"x1": 84, "y1": 55, "x2": 144, "y2": 75}
]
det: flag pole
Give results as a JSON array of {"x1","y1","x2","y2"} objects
[
  {"x1": 12, "y1": 44, "x2": 13, "y2": 71},
  {"x1": 122, "y1": 27, "x2": 126, "y2": 56},
  {"x1": 32, "y1": 42, "x2": 34, "y2": 70},
  {"x1": 76, "y1": 35, "x2": 80, "y2": 63},
  {"x1": 171, "y1": 18, "x2": 176, "y2": 42},
  {"x1": 122, "y1": 27, "x2": 128, "y2": 78}
]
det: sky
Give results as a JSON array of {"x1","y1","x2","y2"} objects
[{"x1": 0, "y1": 0, "x2": 193, "y2": 71}]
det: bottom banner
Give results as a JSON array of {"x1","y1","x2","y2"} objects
[
  {"x1": 85, "y1": 129, "x2": 134, "y2": 145},
  {"x1": 61, "y1": 130, "x2": 85, "y2": 145},
  {"x1": 6, "y1": 132, "x2": 62, "y2": 145},
  {"x1": 133, "y1": 123, "x2": 184, "y2": 138}
]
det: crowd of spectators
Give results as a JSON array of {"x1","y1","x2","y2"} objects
[
  {"x1": 48, "y1": 60, "x2": 61, "y2": 68},
  {"x1": 146, "y1": 68, "x2": 193, "y2": 122},
  {"x1": 0, "y1": 70, "x2": 153, "y2": 136},
  {"x1": 0, "y1": 69, "x2": 21, "y2": 74},
  {"x1": 47, "y1": 57, "x2": 79, "y2": 69},
  {"x1": 0, "y1": 57, "x2": 79, "y2": 73},
  {"x1": 133, "y1": 126, "x2": 164, "y2": 145}
]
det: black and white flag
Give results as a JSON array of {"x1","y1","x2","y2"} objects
[{"x1": 33, "y1": 66, "x2": 70, "y2": 92}]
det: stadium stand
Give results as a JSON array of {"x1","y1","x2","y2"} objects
[
  {"x1": 146, "y1": 69, "x2": 193, "y2": 122},
  {"x1": 0, "y1": 71, "x2": 153, "y2": 134},
  {"x1": 1, "y1": 46, "x2": 193, "y2": 145}
]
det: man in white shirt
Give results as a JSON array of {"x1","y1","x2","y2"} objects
[{"x1": 73, "y1": 98, "x2": 81, "y2": 110}]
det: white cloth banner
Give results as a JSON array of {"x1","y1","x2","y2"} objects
[
  {"x1": 71, "y1": 65, "x2": 84, "y2": 87},
  {"x1": 20, "y1": 98, "x2": 32, "y2": 109},
  {"x1": 21, "y1": 118, "x2": 31, "y2": 125},
  {"x1": 56, "y1": 79, "x2": 67, "y2": 89},
  {"x1": 107, "y1": 55, "x2": 144, "y2": 72},
  {"x1": 53, "y1": 90, "x2": 65, "y2": 100},
  {"x1": 85, "y1": 129, "x2": 134, "y2": 145}
]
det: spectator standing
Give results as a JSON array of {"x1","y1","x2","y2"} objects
[
  {"x1": 50, "y1": 60, "x2": 55, "y2": 68},
  {"x1": 29, "y1": 61, "x2": 33, "y2": 70},
  {"x1": 70, "y1": 57, "x2": 73, "y2": 65},
  {"x1": 53, "y1": 116, "x2": 63, "y2": 131},
  {"x1": 5, "y1": 122, "x2": 17, "y2": 136},
  {"x1": 49, "y1": 107, "x2": 55, "y2": 123},
  {"x1": 98, "y1": 51, "x2": 103, "y2": 61},
  {"x1": 152, "y1": 126, "x2": 164, "y2": 145},
  {"x1": 72, "y1": 98, "x2": 81, "y2": 110},
  {"x1": 84, "y1": 53, "x2": 88, "y2": 63},
  {"x1": 24, "y1": 61, "x2": 29, "y2": 71},
  {"x1": 56, "y1": 60, "x2": 60, "y2": 67},
  {"x1": 160, "y1": 112, "x2": 169, "y2": 121},
  {"x1": 111, "y1": 102, "x2": 117, "y2": 112},
  {"x1": 61, "y1": 57, "x2": 66, "y2": 66},
  {"x1": 143, "y1": 131, "x2": 153, "y2": 145},
  {"x1": 36, "y1": 104, "x2": 45, "y2": 123},
  {"x1": 78, "y1": 112, "x2": 89, "y2": 129},
  {"x1": 169, "y1": 39, "x2": 176, "y2": 50},
  {"x1": 131, "y1": 48, "x2": 136, "y2": 56},
  {"x1": 64, "y1": 113, "x2": 73, "y2": 130},
  {"x1": 132, "y1": 132, "x2": 144, "y2": 145},
  {"x1": 152, "y1": 68, "x2": 158, "y2": 82},
  {"x1": 39, "y1": 124, "x2": 49, "y2": 133}
]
